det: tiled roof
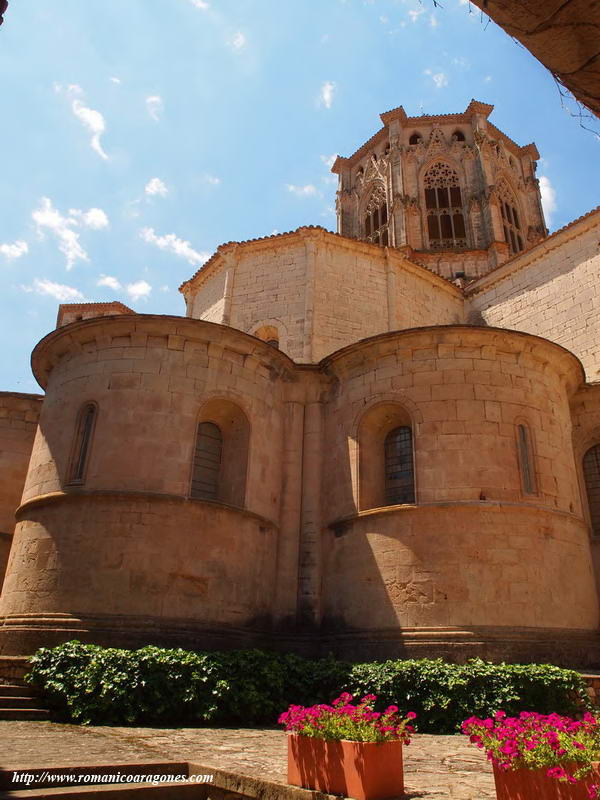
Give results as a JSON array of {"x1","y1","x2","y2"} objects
[
  {"x1": 58, "y1": 301, "x2": 135, "y2": 312},
  {"x1": 179, "y1": 225, "x2": 460, "y2": 292}
]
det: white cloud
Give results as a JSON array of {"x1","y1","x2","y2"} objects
[
  {"x1": 97, "y1": 274, "x2": 122, "y2": 291},
  {"x1": 286, "y1": 184, "x2": 318, "y2": 197},
  {"x1": 229, "y1": 32, "x2": 246, "y2": 50},
  {"x1": 320, "y1": 154, "x2": 337, "y2": 168},
  {"x1": 452, "y1": 56, "x2": 469, "y2": 69},
  {"x1": 539, "y1": 175, "x2": 557, "y2": 227},
  {"x1": 408, "y1": 7, "x2": 425, "y2": 22},
  {"x1": 318, "y1": 81, "x2": 336, "y2": 109},
  {"x1": 23, "y1": 278, "x2": 84, "y2": 302},
  {"x1": 424, "y1": 69, "x2": 448, "y2": 88},
  {"x1": 32, "y1": 198, "x2": 109, "y2": 270},
  {"x1": 110, "y1": 77, "x2": 121, "y2": 84},
  {"x1": 203, "y1": 174, "x2": 221, "y2": 185},
  {"x1": 189, "y1": 0, "x2": 210, "y2": 8},
  {"x1": 126, "y1": 280, "x2": 152, "y2": 302},
  {"x1": 146, "y1": 95, "x2": 164, "y2": 122},
  {"x1": 379, "y1": 15, "x2": 389, "y2": 24},
  {"x1": 145, "y1": 177, "x2": 169, "y2": 197},
  {"x1": 32, "y1": 198, "x2": 88, "y2": 270},
  {"x1": 484, "y1": 75, "x2": 492, "y2": 82},
  {"x1": 56, "y1": 84, "x2": 109, "y2": 160},
  {"x1": 160, "y1": 284, "x2": 170, "y2": 292},
  {"x1": 140, "y1": 227, "x2": 209, "y2": 265},
  {"x1": 0, "y1": 240, "x2": 28, "y2": 260},
  {"x1": 429, "y1": 14, "x2": 438, "y2": 27},
  {"x1": 69, "y1": 207, "x2": 110, "y2": 229}
]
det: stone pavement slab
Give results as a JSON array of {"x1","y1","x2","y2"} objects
[{"x1": 0, "y1": 722, "x2": 495, "y2": 799}]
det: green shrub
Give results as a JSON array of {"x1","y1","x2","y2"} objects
[{"x1": 26, "y1": 641, "x2": 590, "y2": 732}]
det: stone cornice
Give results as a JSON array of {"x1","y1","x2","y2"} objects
[
  {"x1": 319, "y1": 324, "x2": 585, "y2": 391},
  {"x1": 30, "y1": 314, "x2": 298, "y2": 389},
  {"x1": 15, "y1": 489, "x2": 279, "y2": 530}
]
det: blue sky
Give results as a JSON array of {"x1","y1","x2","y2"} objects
[{"x1": 1, "y1": 0, "x2": 598, "y2": 393}]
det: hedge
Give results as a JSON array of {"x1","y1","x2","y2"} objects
[{"x1": 26, "y1": 641, "x2": 591, "y2": 732}]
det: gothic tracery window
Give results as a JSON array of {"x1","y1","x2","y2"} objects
[
  {"x1": 363, "y1": 184, "x2": 389, "y2": 246},
  {"x1": 498, "y1": 180, "x2": 524, "y2": 256},
  {"x1": 423, "y1": 162, "x2": 467, "y2": 250}
]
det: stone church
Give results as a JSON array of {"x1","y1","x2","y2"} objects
[{"x1": 1, "y1": 100, "x2": 600, "y2": 666}]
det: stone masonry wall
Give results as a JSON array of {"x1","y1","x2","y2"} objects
[
  {"x1": 467, "y1": 211, "x2": 600, "y2": 381},
  {"x1": 191, "y1": 267, "x2": 228, "y2": 323},
  {"x1": 185, "y1": 229, "x2": 464, "y2": 365},
  {"x1": 227, "y1": 239, "x2": 307, "y2": 360},
  {"x1": 320, "y1": 326, "x2": 596, "y2": 634},
  {"x1": 571, "y1": 382, "x2": 600, "y2": 598},
  {"x1": 0, "y1": 393, "x2": 43, "y2": 589}
]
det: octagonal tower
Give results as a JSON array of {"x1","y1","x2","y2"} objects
[{"x1": 333, "y1": 100, "x2": 547, "y2": 281}]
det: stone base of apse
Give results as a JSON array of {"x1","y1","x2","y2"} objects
[{"x1": 1, "y1": 614, "x2": 600, "y2": 669}]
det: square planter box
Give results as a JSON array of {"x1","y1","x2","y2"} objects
[
  {"x1": 287, "y1": 733, "x2": 404, "y2": 800},
  {"x1": 493, "y1": 763, "x2": 600, "y2": 800}
]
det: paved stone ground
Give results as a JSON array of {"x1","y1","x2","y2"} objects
[{"x1": 0, "y1": 722, "x2": 495, "y2": 799}]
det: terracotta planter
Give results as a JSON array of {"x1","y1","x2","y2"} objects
[
  {"x1": 287, "y1": 733, "x2": 404, "y2": 800},
  {"x1": 493, "y1": 762, "x2": 600, "y2": 800}
]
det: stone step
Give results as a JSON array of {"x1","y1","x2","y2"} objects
[
  {"x1": 0, "y1": 696, "x2": 43, "y2": 709},
  {"x1": 0, "y1": 763, "x2": 194, "y2": 792},
  {"x1": 0, "y1": 708, "x2": 51, "y2": 721},
  {"x1": 0, "y1": 684, "x2": 36, "y2": 697}
]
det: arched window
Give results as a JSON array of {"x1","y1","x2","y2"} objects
[
  {"x1": 363, "y1": 184, "x2": 389, "y2": 246},
  {"x1": 358, "y1": 403, "x2": 416, "y2": 511},
  {"x1": 190, "y1": 400, "x2": 249, "y2": 507},
  {"x1": 498, "y1": 180, "x2": 524, "y2": 256},
  {"x1": 254, "y1": 325, "x2": 279, "y2": 349},
  {"x1": 423, "y1": 162, "x2": 467, "y2": 250},
  {"x1": 517, "y1": 424, "x2": 536, "y2": 495},
  {"x1": 452, "y1": 130, "x2": 465, "y2": 142},
  {"x1": 68, "y1": 403, "x2": 97, "y2": 485},
  {"x1": 409, "y1": 133, "x2": 422, "y2": 145},
  {"x1": 191, "y1": 422, "x2": 223, "y2": 501},
  {"x1": 583, "y1": 445, "x2": 600, "y2": 536},
  {"x1": 384, "y1": 426, "x2": 415, "y2": 505}
]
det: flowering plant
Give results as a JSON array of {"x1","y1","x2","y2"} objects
[
  {"x1": 278, "y1": 692, "x2": 416, "y2": 743},
  {"x1": 462, "y1": 711, "x2": 600, "y2": 798}
]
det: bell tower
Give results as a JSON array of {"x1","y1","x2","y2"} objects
[{"x1": 332, "y1": 99, "x2": 547, "y2": 279}]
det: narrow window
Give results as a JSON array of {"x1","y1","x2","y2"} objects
[
  {"x1": 191, "y1": 422, "x2": 222, "y2": 500},
  {"x1": 423, "y1": 162, "x2": 467, "y2": 250},
  {"x1": 583, "y1": 445, "x2": 600, "y2": 536},
  {"x1": 363, "y1": 184, "x2": 389, "y2": 245},
  {"x1": 517, "y1": 424, "x2": 536, "y2": 495},
  {"x1": 409, "y1": 133, "x2": 422, "y2": 145},
  {"x1": 498, "y1": 180, "x2": 524, "y2": 256},
  {"x1": 384, "y1": 426, "x2": 415, "y2": 505},
  {"x1": 69, "y1": 403, "x2": 96, "y2": 485}
]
